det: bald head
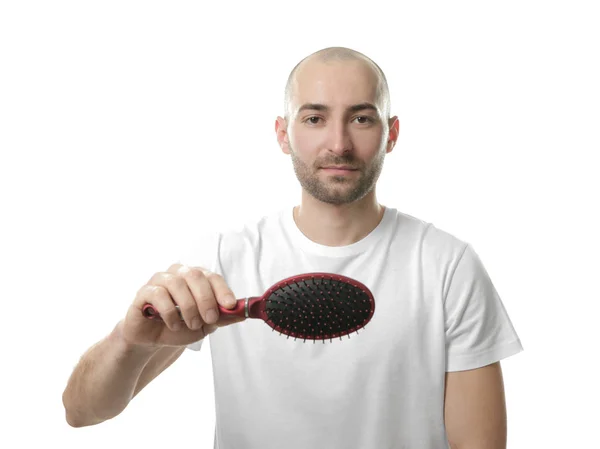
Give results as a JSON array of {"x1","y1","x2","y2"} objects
[{"x1": 284, "y1": 47, "x2": 391, "y2": 122}]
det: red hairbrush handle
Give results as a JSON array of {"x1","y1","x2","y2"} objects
[{"x1": 142, "y1": 297, "x2": 260, "y2": 321}]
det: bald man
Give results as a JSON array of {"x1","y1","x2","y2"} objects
[{"x1": 63, "y1": 47, "x2": 523, "y2": 449}]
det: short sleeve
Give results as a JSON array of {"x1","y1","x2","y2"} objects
[
  {"x1": 444, "y1": 244, "x2": 523, "y2": 371},
  {"x1": 175, "y1": 231, "x2": 221, "y2": 352}
]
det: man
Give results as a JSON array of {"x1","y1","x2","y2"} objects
[{"x1": 62, "y1": 47, "x2": 523, "y2": 449}]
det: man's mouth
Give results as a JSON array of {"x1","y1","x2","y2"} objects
[
  {"x1": 320, "y1": 166, "x2": 359, "y2": 175},
  {"x1": 321, "y1": 165, "x2": 357, "y2": 170}
]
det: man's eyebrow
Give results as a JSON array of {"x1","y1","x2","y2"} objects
[
  {"x1": 297, "y1": 103, "x2": 329, "y2": 113},
  {"x1": 348, "y1": 102, "x2": 378, "y2": 113},
  {"x1": 296, "y1": 102, "x2": 379, "y2": 114}
]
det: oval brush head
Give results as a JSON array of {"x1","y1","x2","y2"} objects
[
  {"x1": 142, "y1": 272, "x2": 375, "y2": 343},
  {"x1": 261, "y1": 272, "x2": 374, "y2": 342}
]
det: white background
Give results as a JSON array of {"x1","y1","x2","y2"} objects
[{"x1": 1, "y1": 1, "x2": 598, "y2": 447}]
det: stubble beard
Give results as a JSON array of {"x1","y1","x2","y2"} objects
[{"x1": 289, "y1": 144, "x2": 386, "y2": 206}]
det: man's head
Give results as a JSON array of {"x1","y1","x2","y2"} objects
[{"x1": 276, "y1": 47, "x2": 399, "y2": 206}]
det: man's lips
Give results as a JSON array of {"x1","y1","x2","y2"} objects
[{"x1": 320, "y1": 166, "x2": 359, "y2": 175}]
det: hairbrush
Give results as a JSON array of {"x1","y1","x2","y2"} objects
[{"x1": 142, "y1": 272, "x2": 375, "y2": 343}]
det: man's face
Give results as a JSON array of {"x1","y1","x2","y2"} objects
[{"x1": 280, "y1": 59, "x2": 394, "y2": 206}]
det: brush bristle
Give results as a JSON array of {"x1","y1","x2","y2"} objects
[{"x1": 264, "y1": 275, "x2": 372, "y2": 341}]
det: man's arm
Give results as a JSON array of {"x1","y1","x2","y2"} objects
[
  {"x1": 62, "y1": 321, "x2": 185, "y2": 427},
  {"x1": 444, "y1": 361, "x2": 507, "y2": 449},
  {"x1": 132, "y1": 345, "x2": 185, "y2": 397}
]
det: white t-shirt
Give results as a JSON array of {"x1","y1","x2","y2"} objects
[{"x1": 181, "y1": 206, "x2": 523, "y2": 449}]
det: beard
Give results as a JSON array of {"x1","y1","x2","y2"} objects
[{"x1": 289, "y1": 144, "x2": 386, "y2": 205}]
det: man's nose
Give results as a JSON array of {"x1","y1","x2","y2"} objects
[{"x1": 326, "y1": 121, "x2": 353, "y2": 154}]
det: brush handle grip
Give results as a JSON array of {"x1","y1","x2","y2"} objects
[{"x1": 142, "y1": 298, "x2": 247, "y2": 321}]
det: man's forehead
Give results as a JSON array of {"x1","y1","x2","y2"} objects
[
  {"x1": 290, "y1": 59, "x2": 383, "y2": 113},
  {"x1": 294, "y1": 59, "x2": 379, "y2": 89}
]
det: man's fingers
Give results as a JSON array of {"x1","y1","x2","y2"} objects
[
  {"x1": 137, "y1": 285, "x2": 182, "y2": 331},
  {"x1": 174, "y1": 266, "x2": 221, "y2": 325},
  {"x1": 148, "y1": 271, "x2": 202, "y2": 330},
  {"x1": 203, "y1": 271, "x2": 237, "y2": 308},
  {"x1": 158, "y1": 264, "x2": 239, "y2": 326}
]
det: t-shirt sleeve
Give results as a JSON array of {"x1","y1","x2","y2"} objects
[
  {"x1": 173, "y1": 231, "x2": 221, "y2": 352},
  {"x1": 444, "y1": 244, "x2": 523, "y2": 371}
]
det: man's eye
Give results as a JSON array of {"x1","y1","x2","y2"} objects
[
  {"x1": 306, "y1": 117, "x2": 321, "y2": 124},
  {"x1": 354, "y1": 116, "x2": 372, "y2": 124}
]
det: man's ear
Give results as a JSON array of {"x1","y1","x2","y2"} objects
[
  {"x1": 275, "y1": 116, "x2": 291, "y2": 155},
  {"x1": 386, "y1": 116, "x2": 400, "y2": 153}
]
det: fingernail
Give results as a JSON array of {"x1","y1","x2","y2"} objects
[
  {"x1": 173, "y1": 322, "x2": 181, "y2": 331},
  {"x1": 191, "y1": 317, "x2": 202, "y2": 330},
  {"x1": 205, "y1": 309, "x2": 218, "y2": 324}
]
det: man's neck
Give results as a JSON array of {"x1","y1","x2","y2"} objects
[{"x1": 293, "y1": 192, "x2": 385, "y2": 247}]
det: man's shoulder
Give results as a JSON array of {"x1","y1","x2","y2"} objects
[
  {"x1": 215, "y1": 208, "x2": 285, "y2": 243},
  {"x1": 392, "y1": 208, "x2": 469, "y2": 256}
]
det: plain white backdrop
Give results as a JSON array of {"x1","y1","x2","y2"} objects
[{"x1": 1, "y1": 1, "x2": 598, "y2": 447}]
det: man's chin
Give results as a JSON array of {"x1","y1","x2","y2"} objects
[{"x1": 309, "y1": 189, "x2": 363, "y2": 206}]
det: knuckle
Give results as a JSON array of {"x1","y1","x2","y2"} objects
[
  {"x1": 175, "y1": 264, "x2": 191, "y2": 276},
  {"x1": 185, "y1": 267, "x2": 206, "y2": 280},
  {"x1": 168, "y1": 263, "x2": 183, "y2": 272},
  {"x1": 164, "y1": 273, "x2": 186, "y2": 289},
  {"x1": 149, "y1": 285, "x2": 167, "y2": 299},
  {"x1": 167, "y1": 262, "x2": 184, "y2": 273},
  {"x1": 136, "y1": 283, "x2": 151, "y2": 297},
  {"x1": 148, "y1": 272, "x2": 165, "y2": 285},
  {"x1": 205, "y1": 271, "x2": 223, "y2": 282}
]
